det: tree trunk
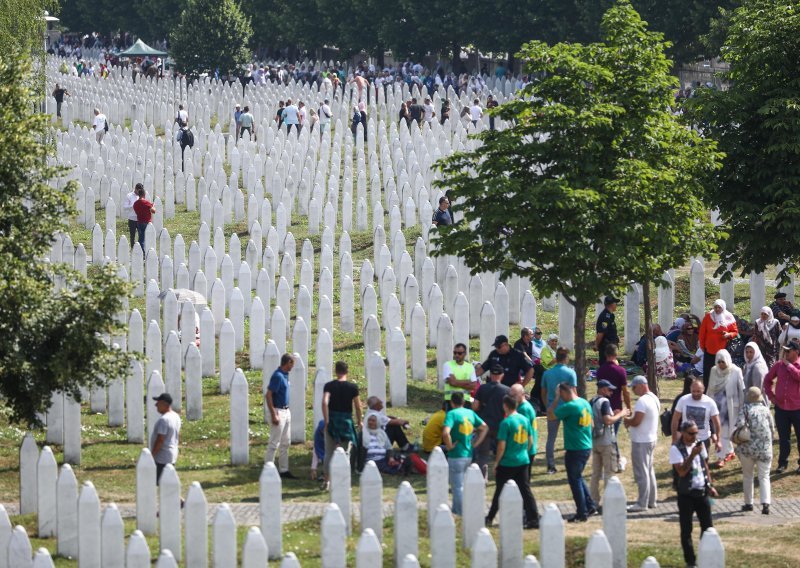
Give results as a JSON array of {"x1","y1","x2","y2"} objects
[
  {"x1": 506, "y1": 51, "x2": 515, "y2": 74},
  {"x1": 451, "y1": 42, "x2": 461, "y2": 74},
  {"x1": 573, "y1": 301, "x2": 588, "y2": 399},
  {"x1": 643, "y1": 280, "x2": 659, "y2": 396},
  {"x1": 376, "y1": 46, "x2": 385, "y2": 69}
]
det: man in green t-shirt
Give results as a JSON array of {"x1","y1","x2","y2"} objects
[
  {"x1": 485, "y1": 395, "x2": 540, "y2": 529},
  {"x1": 442, "y1": 392, "x2": 488, "y2": 515},
  {"x1": 511, "y1": 384, "x2": 538, "y2": 478},
  {"x1": 548, "y1": 382, "x2": 598, "y2": 522}
]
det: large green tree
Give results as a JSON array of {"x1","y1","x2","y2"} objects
[
  {"x1": 170, "y1": 0, "x2": 252, "y2": 79},
  {"x1": 0, "y1": 0, "x2": 57, "y2": 55},
  {"x1": 687, "y1": 0, "x2": 800, "y2": 286},
  {"x1": 433, "y1": 1, "x2": 720, "y2": 395},
  {"x1": 0, "y1": 53, "x2": 132, "y2": 426}
]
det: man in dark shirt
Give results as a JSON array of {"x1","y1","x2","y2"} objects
[
  {"x1": 595, "y1": 296, "x2": 620, "y2": 364},
  {"x1": 771, "y1": 292, "x2": 794, "y2": 323},
  {"x1": 476, "y1": 335, "x2": 534, "y2": 388},
  {"x1": 322, "y1": 361, "x2": 362, "y2": 487},
  {"x1": 432, "y1": 196, "x2": 453, "y2": 226},
  {"x1": 486, "y1": 94, "x2": 499, "y2": 130},
  {"x1": 514, "y1": 328, "x2": 534, "y2": 360},
  {"x1": 52, "y1": 83, "x2": 70, "y2": 118},
  {"x1": 265, "y1": 354, "x2": 296, "y2": 479},
  {"x1": 408, "y1": 97, "x2": 424, "y2": 123},
  {"x1": 472, "y1": 364, "x2": 511, "y2": 480},
  {"x1": 595, "y1": 344, "x2": 631, "y2": 471}
]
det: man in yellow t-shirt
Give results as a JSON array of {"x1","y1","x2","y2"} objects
[{"x1": 422, "y1": 403, "x2": 448, "y2": 453}]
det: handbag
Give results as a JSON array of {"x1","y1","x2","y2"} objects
[{"x1": 731, "y1": 406, "x2": 751, "y2": 445}]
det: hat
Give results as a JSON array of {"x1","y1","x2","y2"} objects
[
  {"x1": 775, "y1": 292, "x2": 787, "y2": 299},
  {"x1": 782, "y1": 340, "x2": 800, "y2": 351},
  {"x1": 153, "y1": 393, "x2": 173, "y2": 405},
  {"x1": 548, "y1": 334, "x2": 559, "y2": 341},
  {"x1": 628, "y1": 375, "x2": 648, "y2": 388},
  {"x1": 746, "y1": 386, "x2": 763, "y2": 404},
  {"x1": 604, "y1": 295, "x2": 620, "y2": 305},
  {"x1": 235, "y1": 103, "x2": 241, "y2": 108},
  {"x1": 596, "y1": 379, "x2": 617, "y2": 390},
  {"x1": 490, "y1": 364, "x2": 505, "y2": 375},
  {"x1": 493, "y1": 335, "x2": 509, "y2": 348}
]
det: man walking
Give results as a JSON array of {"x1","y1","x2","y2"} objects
[
  {"x1": 123, "y1": 184, "x2": 140, "y2": 247},
  {"x1": 132, "y1": 185, "x2": 155, "y2": 254},
  {"x1": 283, "y1": 99, "x2": 300, "y2": 135},
  {"x1": 589, "y1": 380, "x2": 628, "y2": 504},
  {"x1": 238, "y1": 105, "x2": 255, "y2": 141},
  {"x1": 485, "y1": 395, "x2": 539, "y2": 529},
  {"x1": 432, "y1": 196, "x2": 453, "y2": 226},
  {"x1": 318, "y1": 99, "x2": 332, "y2": 137},
  {"x1": 473, "y1": 364, "x2": 511, "y2": 480},
  {"x1": 443, "y1": 342, "x2": 478, "y2": 410},
  {"x1": 548, "y1": 383, "x2": 598, "y2": 522},
  {"x1": 322, "y1": 361, "x2": 362, "y2": 488},
  {"x1": 52, "y1": 83, "x2": 70, "y2": 118},
  {"x1": 764, "y1": 339, "x2": 800, "y2": 473},
  {"x1": 595, "y1": 296, "x2": 620, "y2": 364},
  {"x1": 671, "y1": 379, "x2": 722, "y2": 455},
  {"x1": 442, "y1": 392, "x2": 487, "y2": 515},
  {"x1": 93, "y1": 108, "x2": 107, "y2": 145},
  {"x1": 511, "y1": 384, "x2": 539, "y2": 477},
  {"x1": 624, "y1": 376, "x2": 661, "y2": 511},
  {"x1": 596, "y1": 344, "x2": 631, "y2": 471},
  {"x1": 541, "y1": 347, "x2": 577, "y2": 473},
  {"x1": 265, "y1": 354, "x2": 297, "y2": 479},
  {"x1": 150, "y1": 393, "x2": 181, "y2": 484}
]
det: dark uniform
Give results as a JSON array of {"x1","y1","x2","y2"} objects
[
  {"x1": 596, "y1": 308, "x2": 619, "y2": 364},
  {"x1": 480, "y1": 348, "x2": 533, "y2": 388}
]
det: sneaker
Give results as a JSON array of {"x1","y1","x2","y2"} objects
[
  {"x1": 484, "y1": 516, "x2": 493, "y2": 527},
  {"x1": 627, "y1": 505, "x2": 647, "y2": 513},
  {"x1": 741, "y1": 504, "x2": 754, "y2": 512},
  {"x1": 762, "y1": 504, "x2": 770, "y2": 515},
  {"x1": 617, "y1": 457, "x2": 627, "y2": 472},
  {"x1": 567, "y1": 514, "x2": 588, "y2": 523},
  {"x1": 279, "y1": 471, "x2": 298, "y2": 480},
  {"x1": 587, "y1": 507, "x2": 600, "y2": 517},
  {"x1": 776, "y1": 465, "x2": 787, "y2": 474},
  {"x1": 795, "y1": 466, "x2": 800, "y2": 475},
  {"x1": 524, "y1": 521, "x2": 539, "y2": 530},
  {"x1": 547, "y1": 467, "x2": 557, "y2": 475},
  {"x1": 319, "y1": 479, "x2": 330, "y2": 491}
]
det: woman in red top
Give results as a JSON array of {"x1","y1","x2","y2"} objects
[
  {"x1": 699, "y1": 299, "x2": 738, "y2": 388},
  {"x1": 132, "y1": 184, "x2": 155, "y2": 253}
]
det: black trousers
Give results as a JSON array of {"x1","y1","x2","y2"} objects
[
  {"x1": 774, "y1": 405, "x2": 800, "y2": 467},
  {"x1": 677, "y1": 492, "x2": 713, "y2": 565},
  {"x1": 128, "y1": 219, "x2": 137, "y2": 247},
  {"x1": 385, "y1": 423, "x2": 410, "y2": 448},
  {"x1": 702, "y1": 351, "x2": 716, "y2": 389},
  {"x1": 486, "y1": 464, "x2": 538, "y2": 524}
]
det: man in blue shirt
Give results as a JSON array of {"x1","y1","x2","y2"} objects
[
  {"x1": 266, "y1": 354, "x2": 296, "y2": 479},
  {"x1": 541, "y1": 347, "x2": 578, "y2": 474}
]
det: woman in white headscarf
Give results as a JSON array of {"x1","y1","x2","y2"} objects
[
  {"x1": 708, "y1": 349, "x2": 745, "y2": 467},
  {"x1": 753, "y1": 306, "x2": 781, "y2": 367},
  {"x1": 699, "y1": 299, "x2": 739, "y2": 386},
  {"x1": 742, "y1": 342, "x2": 769, "y2": 395},
  {"x1": 654, "y1": 335, "x2": 677, "y2": 381}
]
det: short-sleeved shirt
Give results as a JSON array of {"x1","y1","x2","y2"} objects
[
  {"x1": 133, "y1": 198, "x2": 154, "y2": 223},
  {"x1": 516, "y1": 400, "x2": 538, "y2": 455},
  {"x1": 239, "y1": 112, "x2": 254, "y2": 128},
  {"x1": 674, "y1": 394, "x2": 719, "y2": 442},
  {"x1": 150, "y1": 410, "x2": 182, "y2": 465},
  {"x1": 443, "y1": 407, "x2": 484, "y2": 459},
  {"x1": 669, "y1": 442, "x2": 708, "y2": 490},
  {"x1": 422, "y1": 410, "x2": 447, "y2": 452},
  {"x1": 497, "y1": 412, "x2": 532, "y2": 467},
  {"x1": 474, "y1": 381, "x2": 510, "y2": 430},
  {"x1": 409, "y1": 104, "x2": 424, "y2": 122},
  {"x1": 590, "y1": 395, "x2": 615, "y2": 446},
  {"x1": 542, "y1": 364, "x2": 578, "y2": 407},
  {"x1": 433, "y1": 208, "x2": 453, "y2": 226},
  {"x1": 93, "y1": 113, "x2": 107, "y2": 133},
  {"x1": 282, "y1": 105, "x2": 299, "y2": 124},
  {"x1": 324, "y1": 380, "x2": 359, "y2": 414},
  {"x1": 480, "y1": 348, "x2": 533, "y2": 387},
  {"x1": 595, "y1": 361, "x2": 628, "y2": 410},
  {"x1": 630, "y1": 392, "x2": 661, "y2": 443},
  {"x1": 596, "y1": 308, "x2": 619, "y2": 344},
  {"x1": 53, "y1": 88, "x2": 66, "y2": 103},
  {"x1": 268, "y1": 368, "x2": 289, "y2": 408},
  {"x1": 554, "y1": 398, "x2": 593, "y2": 451}
]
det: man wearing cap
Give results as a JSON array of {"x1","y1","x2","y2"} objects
[
  {"x1": 475, "y1": 334, "x2": 534, "y2": 388},
  {"x1": 770, "y1": 292, "x2": 794, "y2": 324},
  {"x1": 589, "y1": 380, "x2": 629, "y2": 503},
  {"x1": 150, "y1": 393, "x2": 182, "y2": 484},
  {"x1": 541, "y1": 347, "x2": 577, "y2": 474},
  {"x1": 443, "y1": 342, "x2": 478, "y2": 410},
  {"x1": 266, "y1": 354, "x2": 297, "y2": 479},
  {"x1": 763, "y1": 339, "x2": 800, "y2": 474},
  {"x1": 624, "y1": 376, "x2": 661, "y2": 511},
  {"x1": 596, "y1": 343, "x2": 631, "y2": 471},
  {"x1": 473, "y1": 364, "x2": 511, "y2": 479},
  {"x1": 595, "y1": 296, "x2": 620, "y2": 364}
]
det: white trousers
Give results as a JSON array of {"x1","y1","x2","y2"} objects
[{"x1": 265, "y1": 408, "x2": 291, "y2": 472}]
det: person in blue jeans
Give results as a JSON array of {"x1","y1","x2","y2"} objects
[
  {"x1": 541, "y1": 347, "x2": 578, "y2": 473},
  {"x1": 549, "y1": 382, "x2": 598, "y2": 522},
  {"x1": 442, "y1": 392, "x2": 488, "y2": 515}
]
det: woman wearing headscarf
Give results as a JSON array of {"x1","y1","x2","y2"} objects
[
  {"x1": 753, "y1": 307, "x2": 781, "y2": 367},
  {"x1": 734, "y1": 387, "x2": 774, "y2": 514},
  {"x1": 742, "y1": 342, "x2": 769, "y2": 395},
  {"x1": 699, "y1": 299, "x2": 738, "y2": 388},
  {"x1": 362, "y1": 413, "x2": 406, "y2": 474},
  {"x1": 778, "y1": 312, "x2": 800, "y2": 348},
  {"x1": 654, "y1": 335, "x2": 677, "y2": 381},
  {"x1": 676, "y1": 320, "x2": 701, "y2": 369},
  {"x1": 708, "y1": 349, "x2": 745, "y2": 467}
]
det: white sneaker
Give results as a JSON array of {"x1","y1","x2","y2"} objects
[
  {"x1": 627, "y1": 504, "x2": 647, "y2": 513},
  {"x1": 617, "y1": 457, "x2": 628, "y2": 472}
]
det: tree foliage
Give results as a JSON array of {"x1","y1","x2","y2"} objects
[
  {"x1": 170, "y1": 0, "x2": 252, "y2": 78},
  {"x1": 433, "y1": 1, "x2": 721, "y2": 393},
  {"x1": 0, "y1": 53, "x2": 133, "y2": 426},
  {"x1": 686, "y1": 0, "x2": 800, "y2": 286},
  {"x1": 0, "y1": 0, "x2": 58, "y2": 55}
]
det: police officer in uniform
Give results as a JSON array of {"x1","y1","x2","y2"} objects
[
  {"x1": 595, "y1": 296, "x2": 620, "y2": 364},
  {"x1": 475, "y1": 335, "x2": 534, "y2": 388}
]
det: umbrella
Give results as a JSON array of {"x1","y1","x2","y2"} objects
[{"x1": 158, "y1": 288, "x2": 207, "y2": 307}]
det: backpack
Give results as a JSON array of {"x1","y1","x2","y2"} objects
[
  {"x1": 181, "y1": 128, "x2": 194, "y2": 149},
  {"x1": 104, "y1": 118, "x2": 109, "y2": 132},
  {"x1": 660, "y1": 407, "x2": 674, "y2": 437},
  {"x1": 590, "y1": 396, "x2": 611, "y2": 440}
]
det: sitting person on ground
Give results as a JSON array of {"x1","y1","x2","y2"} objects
[
  {"x1": 421, "y1": 402, "x2": 448, "y2": 453},
  {"x1": 655, "y1": 335, "x2": 677, "y2": 381},
  {"x1": 363, "y1": 414, "x2": 408, "y2": 475},
  {"x1": 365, "y1": 396, "x2": 414, "y2": 451}
]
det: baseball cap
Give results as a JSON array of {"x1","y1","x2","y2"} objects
[
  {"x1": 604, "y1": 295, "x2": 621, "y2": 305},
  {"x1": 490, "y1": 364, "x2": 505, "y2": 375},
  {"x1": 783, "y1": 340, "x2": 800, "y2": 351},
  {"x1": 775, "y1": 292, "x2": 787, "y2": 299},
  {"x1": 153, "y1": 393, "x2": 173, "y2": 405},
  {"x1": 596, "y1": 379, "x2": 617, "y2": 390},
  {"x1": 628, "y1": 376, "x2": 648, "y2": 388},
  {"x1": 493, "y1": 335, "x2": 509, "y2": 348}
]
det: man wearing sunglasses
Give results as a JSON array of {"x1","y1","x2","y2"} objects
[{"x1": 443, "y1": 343, "x2": 478, "y2": 410}]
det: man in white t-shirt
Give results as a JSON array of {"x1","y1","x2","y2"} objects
[
  {"x1": 297, "y1": 101, "x2": 307, "y2": 134},
  {"x1": 283, "y1": 98, "x2": 300, "y2": 135},
  {"x1": 671, "y1": 378, "x2": 722, "y2": 453},
  {"x1": 623, "y1": 376, "x2": 661, "y2": 511},
  {"x1": 150, "y1": 392, "x2": 182, "y2": 484},
  {"x1": 423, "y1": 97, "x2": 435, "y2": 126},
  {"x1": 93, "y1": 108, "x2": 107, "y2": 144},
  {"x1": 318, "y1": 99, "x2": 332, "y2": 137},
  {"x1": 470, "y1": 99, "x2": 483, "y2": 126}
]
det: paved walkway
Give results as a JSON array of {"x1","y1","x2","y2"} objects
[{"x1": 5, "y1": 497, "x2": 800, "y2": 527}]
